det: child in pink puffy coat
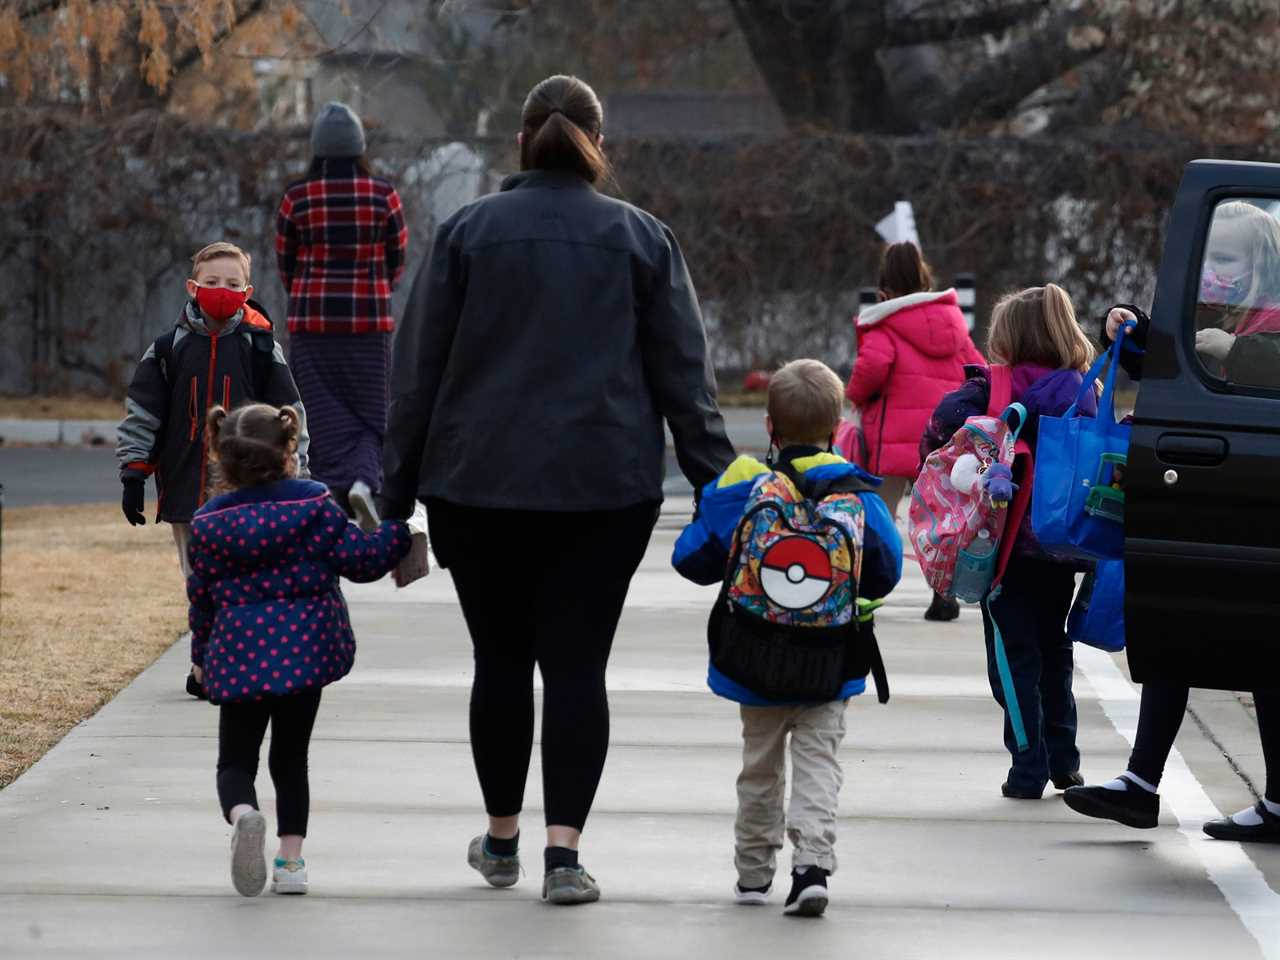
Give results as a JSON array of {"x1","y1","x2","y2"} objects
[{"x1": 845, "y1": 242, "x2": 984, "y2": 620}]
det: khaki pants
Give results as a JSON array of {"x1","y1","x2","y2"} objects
[
  {"x1": 171, "y1": 522, "x2": 193, "y2": 580},
  {"x1": 735, "y1": 700, "x2": 847, "y2": 888}
]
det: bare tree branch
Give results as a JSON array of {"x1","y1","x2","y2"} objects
[
  {"x1": 169, "y1": 0, "x2": 270, "y2": 75},
  {"x1": 943, "y1": 5, "x2": 1106, "y2": 126}
]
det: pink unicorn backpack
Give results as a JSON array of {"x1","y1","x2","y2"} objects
[{"x1": 908, "y1": 367, "x2": 1031, "y2": 602}]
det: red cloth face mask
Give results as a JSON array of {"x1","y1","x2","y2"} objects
[{"x1": 195, "y1": 285, "x2": 248, "y2": 322}]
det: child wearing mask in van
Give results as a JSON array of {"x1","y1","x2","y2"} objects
[
  {"x1": 1193, "y1": 200, "x2": 1280, "y2": 372},
  {"x1": 920, "y1": 284, "x2": 1097, "y2": 800}
]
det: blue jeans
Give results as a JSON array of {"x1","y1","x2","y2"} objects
[{"x1": 981, "y1": 557, "x2": 1079, "y2": 793}]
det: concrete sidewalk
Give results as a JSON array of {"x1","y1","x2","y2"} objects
[{"x1": 2, "y1": 511, "x2": 1278, "y2": 958}]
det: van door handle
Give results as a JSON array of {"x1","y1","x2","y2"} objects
[{"x1": 1156, "y1": 434, "x2": 1227, "y2": 466}]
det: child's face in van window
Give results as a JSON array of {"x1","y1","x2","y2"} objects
[{"x1": 1201, "y1": 217, "x2": 1252, "y2": 306}]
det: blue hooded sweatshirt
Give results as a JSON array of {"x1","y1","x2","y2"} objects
[{"x1": 671, "y1": 447, "x2": 903, "y2": 705}]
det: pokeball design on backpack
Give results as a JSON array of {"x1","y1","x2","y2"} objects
[{"x1": 759, "y1": 536, "x2": 833, "y2": 609}]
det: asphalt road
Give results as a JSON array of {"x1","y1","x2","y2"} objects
[
  {"x1": 0, "y1": 408, "x2": 767, "y2": 510},
  {"x1": 0, "y1": 446, "x2": 118, "y2": 509}
]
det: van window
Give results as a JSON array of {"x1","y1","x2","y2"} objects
[{"x1": 1193, "y1": 198, "x2": 1280, "y2": 391}]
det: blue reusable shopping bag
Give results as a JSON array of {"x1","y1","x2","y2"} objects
[
  {"x1": 1067, "y1": 559, "x2": 1125, "y2": 652},
  {"x1": 1031, "y1": 324, "x2": 1133, "y2": 561}
]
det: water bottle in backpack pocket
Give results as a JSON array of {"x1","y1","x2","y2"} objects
[
  {"x1": 951, "y1": 529, "x2": 996, "y2": 603},
  {"x1": 909, "y1": 402, "x2": 1028, "y2": 602}
]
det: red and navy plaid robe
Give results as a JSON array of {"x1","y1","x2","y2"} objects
[{"x1": 275, "y1": 163, "x2": 409, "y2": 334}]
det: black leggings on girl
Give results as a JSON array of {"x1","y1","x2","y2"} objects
[
  {"x1": 428, "y1": 498, "x2": 658, "y2": 832},
  {"x1": 217, "y1": 689, "x2": 322, "y2": 836},
  {"x1": 1127, "y1": 683, "x2": 1280, "y2": 801}
]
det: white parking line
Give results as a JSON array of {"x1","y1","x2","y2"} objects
[{"x1": 1075, "y1": 645, "x2": 1280, "y2": 958}]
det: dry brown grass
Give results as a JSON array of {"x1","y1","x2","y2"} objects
[
  {"x1": 716, "y1": 390, "x2": 767, "y2": 409},
  {"x1": 0, "y1": 394, "x2": 123, "y2": 421},
  {"x1": 0, "y1": 504, "x2": 186, "y2": 788}
]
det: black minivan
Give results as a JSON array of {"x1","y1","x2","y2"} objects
[{"x1": 1126, "y1": 160, "x2": 1280, "y2": 691}]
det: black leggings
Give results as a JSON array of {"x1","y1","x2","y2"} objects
[
  {"x1": 428, "y1": 498, "x2": 658, "y2": 832},
  {"x1": 1128, "y1": 683, "x2": 1280, "y2": 802},
  {"x1": 217, "y1": 689, "x2": 322, "y2": 836}
]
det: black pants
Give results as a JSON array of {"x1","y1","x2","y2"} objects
[
  {"x1": 428, "y1": 498, "x2": 658, "y2": 831},
  {"x1": 1128, "y1": 683, "x2": 1280, "y2": 802},
  {"x1": 980, "y1": 557, "x2": 1080, "y2": 793},
  {"x1": 217, "y1": 689, "x2": 323, "y2": 836}
]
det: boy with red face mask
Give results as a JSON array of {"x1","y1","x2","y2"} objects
[{"x1": 116, "y1": 241, "x2": 310, "y2": 695}]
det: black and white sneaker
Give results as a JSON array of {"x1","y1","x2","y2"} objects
[
  {"x1": 734, "y1": 880, "x2": 771, "y2": 905},
  {"x1": 783, "y1": 866, "x2": 829, "y2": 917},
  {"x1": 1063, "y1": 779, "x2": 1159, "y2": 829},
  {"x1": 348, "y1": 480, "x2": 380, "y2": 533}
]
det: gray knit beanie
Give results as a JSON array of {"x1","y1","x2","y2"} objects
[{"x1": 311, "y1": 102, "x2": 366, "y2": 159}]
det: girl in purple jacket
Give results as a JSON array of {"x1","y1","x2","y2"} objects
[
  {"x1": 921, "y1": 285, "x2": 1097, "y2": 800},
  {"x1": 188, "y1": 403, "x2": 411, "y2": 897}
]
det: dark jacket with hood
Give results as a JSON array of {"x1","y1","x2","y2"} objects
[
  {"x1": 188, "y1": 478, "x2": 410, "y2": 705},
  {"x1": 116, "y1": 300, "x2": 311, "y2": 524},
  {"x1": 380, "y1": 169, "x2": 735, "y2": 517}
]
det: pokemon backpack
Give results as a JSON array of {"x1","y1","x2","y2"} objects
[
  {"x1": 908, "y1": 366, "x2": 1030, "y2": 602},
  {"x1": 709, "y1": 467, "x2": 888, "y2": 703}
]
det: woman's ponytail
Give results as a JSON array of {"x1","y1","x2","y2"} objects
[{"x1": 520, "y1": 75, "x2": 611, "y2": 185}]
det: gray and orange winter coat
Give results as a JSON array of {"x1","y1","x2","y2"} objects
[{"x1": 116, "y1": 300, "x2": 310, "y2": 523}]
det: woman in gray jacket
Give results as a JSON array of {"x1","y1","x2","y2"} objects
[{"x1": 381, "y1": 74, "x2": 734, "y2": 905}]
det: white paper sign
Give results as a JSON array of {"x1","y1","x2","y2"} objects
[{"x1": 875, "y1": 201, "x2": 920, "y2": 246}]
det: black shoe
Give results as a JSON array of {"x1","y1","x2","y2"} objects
[
  {"x1": 185, "y1": 671, "x2": 208, "y2": 701},
  {"x1": 924, "y1": 593, "x2": 961, "y2": 622},
  {"x1": 1001, "y1": 781, "x2": 1044, "y2": 800},
  {"x1": 1203, "y1": 803, "x2": 1280, "y2": 843},
  {"x1": 1051, "y1": 771, "x2": 1085, "y2": 790},
  {"x1": 783, "y1": 866, "x2": 828, "y2": 917},
  {"x1": 1063, "y1": 780, "x2": 1159, "y2": 829}
]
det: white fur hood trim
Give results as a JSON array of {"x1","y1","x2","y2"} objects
[{"x1": 857, "y1": 288, "x2": 957, "y2": 328}]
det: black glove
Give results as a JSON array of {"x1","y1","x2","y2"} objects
[{"x1": 122, "y1": 477, "x2": 147, "y2": 526}]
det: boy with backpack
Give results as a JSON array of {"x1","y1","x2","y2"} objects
[
  {"x1": 672, "y1": 359, "x2": 902, "y2": 917},
  {"x1": 116, "y1": 241, "x2": 310, "y2": 695}
]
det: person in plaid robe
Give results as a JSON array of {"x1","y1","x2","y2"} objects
[{"x1": 276, "y1": 101, "x2": 409, "y2": 523}]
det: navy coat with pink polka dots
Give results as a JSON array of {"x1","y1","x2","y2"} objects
[{"x1": 187, "y1": 478, "x2": 411, "y2": 705}]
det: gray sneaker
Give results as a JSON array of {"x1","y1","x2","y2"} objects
[
  {"x1": 229, "y1": 810, "x2": 268, "y2": 897},
  {"x1": 542, "y1": 865, "x2": 600, "y2": 905},
  {"x1": 348, "y1": 480, "x2": 380, "y2": 533},
  {"x1": 467, "y1": 835, "x2": 521, "y2": 888}
]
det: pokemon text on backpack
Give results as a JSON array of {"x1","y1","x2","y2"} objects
[
  {"x1": 909, "y1": 368, "x2": 1029, "y2": 603},
  {"x1": 709, "y1": 466, "x2": 889, "y2": 704}
]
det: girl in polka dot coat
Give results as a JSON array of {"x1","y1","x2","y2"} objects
[{"x1": 187, "y1": 402, "x2": 411, "y2": 897}]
